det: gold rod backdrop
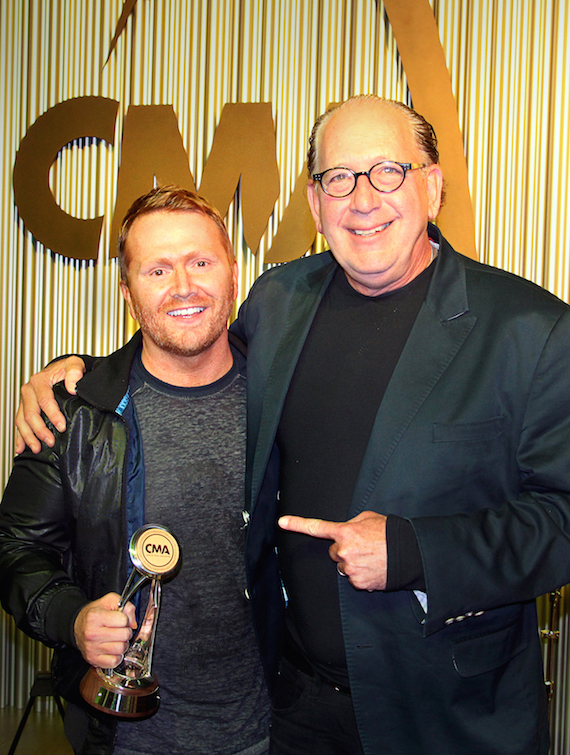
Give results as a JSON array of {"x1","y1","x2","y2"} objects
[{"x1": 1, "y1": 1, "x2": 569, "y2": 747}]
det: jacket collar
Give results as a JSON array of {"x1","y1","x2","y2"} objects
[
  {"x1": 75, "y1": 328, "x2": 246, "y2": 415},
  {"x1": 425, "y1": 223, "x2": 470, "y2": 322},
  {"x1": 285, "y1": 224, "x2": 471, "y2": 322},
  {"x1": 76, "y1": 330, "x2": 143, "y2": 414}
]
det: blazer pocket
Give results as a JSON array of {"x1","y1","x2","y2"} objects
[
  {"x1": 452, "y1": 620, "x2": 527, "y2": 677},
  {"x1": 433, "y1": 415, "x2": 505, "y2": 443}
]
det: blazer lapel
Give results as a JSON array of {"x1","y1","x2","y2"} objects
[
  {"x1": 250, "y1": 260, "x2": 337, "y2": 507},
  {"x1": 350, "y1": 244, "x2": 477, "y2": 514}
]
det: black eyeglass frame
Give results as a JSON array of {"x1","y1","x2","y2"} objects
[{"x1": 312, "y1": 161, "x2": 428, "y2": 197}]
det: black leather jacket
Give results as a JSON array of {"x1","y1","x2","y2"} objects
[{"x1": 0, "y1": 332, "x2": 145, "y2": 754}]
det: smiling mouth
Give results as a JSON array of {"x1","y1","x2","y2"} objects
[
  {"x1": 167, "y1": 307, "x2": 206, "y2": 317},
  {"x1": 350, "y1": 222, "x2": 391, "y2": 237}
]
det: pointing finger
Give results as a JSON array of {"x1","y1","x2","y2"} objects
[{"x1": 278, "y1": 515, "x2": 341, "y2": 540}]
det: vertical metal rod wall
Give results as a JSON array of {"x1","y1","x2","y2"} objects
[{"x1": 1, "y1": 1, "x2": 569, "y2": 746}]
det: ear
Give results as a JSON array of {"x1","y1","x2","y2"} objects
[
  {"x1": 425, "y1": 164, "x2": 444, "y2": 221},
  {"x1": 306, "y1": 181, "x2": 324, "y2": 234},
  {"x1": 120, "y1": 280, "x2": 137, "y2": 322}
]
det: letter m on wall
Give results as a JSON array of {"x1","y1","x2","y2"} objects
[{"x1": 111, "y1": 101, "x2": 279, "y2": 255}]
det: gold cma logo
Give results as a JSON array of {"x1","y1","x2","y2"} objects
[
  {"x1": 137, "y1": 528, "x2": 180, "y2": 575},
  {"x1": 12, "y1": 0, "x2": 476, "y2": 264},
  {"x1": 13, "y1": 98, "x2": 297, "y2": 263}
]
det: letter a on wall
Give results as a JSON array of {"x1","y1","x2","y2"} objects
[
  {"x1": 267, "y1": 0, "x2": 477, "y2": 262},
  {"x1": 382, "y1": 0, "x2": 476, "y2": 259}
]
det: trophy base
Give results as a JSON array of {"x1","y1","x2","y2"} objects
[{"x1": 80, "y1": 666, "x2": 160, "y2": 718}]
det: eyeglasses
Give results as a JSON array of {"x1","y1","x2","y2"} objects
[{"x1": 312, "y1": 161, "x2": 427, "y2": 198}]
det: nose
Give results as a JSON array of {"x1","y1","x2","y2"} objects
[
  {"x1": 350, "y1": 173, "x2": 381, "y2": 214},
  {"x1": 170, "y1": 266, "x2": 197, "y2": 298}
]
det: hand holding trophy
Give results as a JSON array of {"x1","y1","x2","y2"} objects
[{"x1": 80, "y1": 524, "x2": 180, "y2": 718}]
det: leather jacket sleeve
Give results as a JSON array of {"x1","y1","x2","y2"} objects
[{"x1": 0, "y1": 433, "x2": 87, "y2": 649}]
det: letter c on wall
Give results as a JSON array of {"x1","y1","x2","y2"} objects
[{"x1": 13, "y1": 96, "x2": 119, "y2": 261}]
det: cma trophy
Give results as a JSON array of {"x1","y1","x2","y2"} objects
[{"x1": 80, "y1": 524, "x2": 180, "y2": 718}]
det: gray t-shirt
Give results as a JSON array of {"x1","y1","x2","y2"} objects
[{"x1": 113, "y1": 349, "x2": 269, "y2": 755}]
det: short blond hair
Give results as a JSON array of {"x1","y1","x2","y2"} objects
[{"x1": 117, "y1": 185, "x2": 233, "y2": 281}]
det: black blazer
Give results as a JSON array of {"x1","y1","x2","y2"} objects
[{"x1": 233, "y1": 226, "x2": 570, "y2": 754}]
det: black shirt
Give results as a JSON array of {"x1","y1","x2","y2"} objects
[{"x1": 276, "y1": 262, "x2": 432, "y2": 685}]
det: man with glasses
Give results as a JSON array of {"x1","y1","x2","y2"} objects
[{"x1": 14, "y1": 96, "x2": 570, "y2": 754}]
